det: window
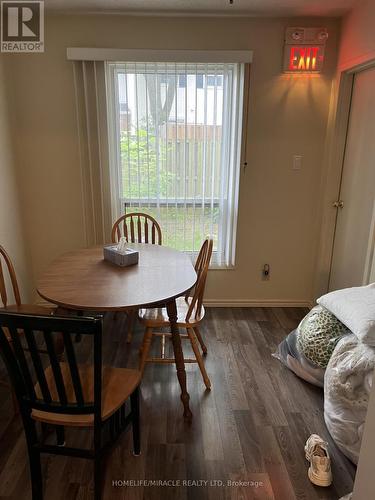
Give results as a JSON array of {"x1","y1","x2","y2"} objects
[
  {"x1": 106, "y1": 62, "x2": 244, "y2": 266},
  {"x1": 196, "y1": 74, "x2": 204, "y2": 89},
  {"x1": 178, "y1": 74, "x2": 186, "y2": 88},
  {"x1": 207, "y1": 75, "x2": 223, "y2": 87}
]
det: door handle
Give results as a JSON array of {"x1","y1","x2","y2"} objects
[{"x1": 333, "y1": 200, "x2": 344, "y2": 209}]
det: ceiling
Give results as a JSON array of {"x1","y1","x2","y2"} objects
[{"x1": 45, "y1": 0, "x2": 356, "y2": 17}]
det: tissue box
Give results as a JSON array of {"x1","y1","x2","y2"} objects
[{"x1": 103, "y1": 245, "x2": 139, "y2": 267}]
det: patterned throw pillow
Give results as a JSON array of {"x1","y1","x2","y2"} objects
[{"x1": 297, "y1": 305, "x2": 350, "y2": 368}]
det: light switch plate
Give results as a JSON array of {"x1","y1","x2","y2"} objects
[{"x1": 293, "y1": 155, "x2": 303, "y2": 170}]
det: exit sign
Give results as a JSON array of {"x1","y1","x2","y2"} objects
[
  {"x1": 283, "y1": 27, "x2": 328, "y2": 73},
  {"x1": 284, "y1": 45, "x2": 325, "y2": 73}
]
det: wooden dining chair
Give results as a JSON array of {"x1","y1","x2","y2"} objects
[
  {"x1": 138, "y1": 238, "x2": 213, "y2": 389},
  {"x1": 0, "y1": 245, "x2": 60, "y2": 412},
  {"x1": 0, "y1": 311, "x2": 141, "y2": 500},
  {"x1": 111, "y1": 212, "x2": 162, "y2": 245},
  {"x1": 111, "y1": 213, "x2": 163, "y2": 343}
]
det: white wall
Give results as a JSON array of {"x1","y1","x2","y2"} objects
[
  {"x1": 6, "y1": 14, "x2": 340, "y2": 305},
  {"x1": 0, "y1": 57, "x2": 31, "y2": 302}
]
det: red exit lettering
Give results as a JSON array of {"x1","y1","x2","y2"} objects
[{"x1": 289, "y1": 46, "x2": 320, "y2": 71}]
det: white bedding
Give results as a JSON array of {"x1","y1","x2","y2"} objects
[
  {"x1": 324, "y1": 334, "x2": 375, "y2": 464},
  {"x1": 318, "y1": 283, "x2": 375, "y2": 346}
]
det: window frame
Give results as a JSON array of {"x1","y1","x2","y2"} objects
[{"x1": 105, "y1": 61, "x2": 245, "y2": 268}]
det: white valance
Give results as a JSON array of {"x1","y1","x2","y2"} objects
[{"x1": 67, "y1": 47, "x2": 253, "y2": 63}]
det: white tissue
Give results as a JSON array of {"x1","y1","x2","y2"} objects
[{"x1": 116, "y1": 237, "x2": 128, "y2": 253}]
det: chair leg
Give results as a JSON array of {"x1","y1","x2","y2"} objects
[
  {"x1": 187, "y1": 328, "x2": 211, "y2": 390},
  {"x1": 126, "y1": 310, "x2": 137, "y2": 344},
  {"x1": 41, "y1": 422, "x2": 49, "y2": 439},
  {"x1": 94, "y1": 456, "x2": 102, "y2": 500},
  {"x1": 109, "y1": 414, "x2": 116, "y2": 443},
  {"x1": 25, "y1": 418, "x2": 43, "y2": 500},
  {"x1": 6, "y1": 340, "x2": 19, "y2": 414},
  {"x1": 29, "y1": 449, "x2": 43, "y2": 500},
  {"x1": 56, "y1": 426, "x2": 65, "y2": 446},
  {"x1": 130, "y1": 387, "x2": 141, "y2": 456},
  {"x1": 138, "y1": 327, "x2": 153, "y2": 376},
  {"x1": 160, "y1": 334, "x2": 166, "y2": 359},
  {"x1": 114, "y1": 409, "x2": 120, "y2": 437},
  {"x1": 193, "y1": 326, "x2": 207, "y2": 355},
  {"x1": 10, "y1": 386, "x2": 19, "y2": 414}
]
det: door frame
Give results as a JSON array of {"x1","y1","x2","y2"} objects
[
  {"x1": 313, "y1": 57, "x2": 375, "y2": 299},
  {"x1": 314, "y1": 57, "x2": 375, "y2": 500}
]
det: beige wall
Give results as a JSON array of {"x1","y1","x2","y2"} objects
[
  {"x1": 7, "y1": 14, "x2": 340, "y2": 305},
  {"x1": 338, "y1": 0, "x2": 375, "y2": 69},
  {"x1": 0, "y1": 57, "x2": 31, "y2": 303}
]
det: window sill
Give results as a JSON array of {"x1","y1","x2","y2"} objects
[{"x1": 209, "y1": 265, "x2": 236, "y2": 271}]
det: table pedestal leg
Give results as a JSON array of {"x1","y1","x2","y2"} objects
[{"x1": 167, "y1": 299, "x2": 192, "y2": 421}]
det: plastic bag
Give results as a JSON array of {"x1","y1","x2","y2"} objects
[
  {"x1": 273, "y1": 329, "x2": 326, "y2": 387},
  {"x1": 273, "y1": 305, "x2": 350, "y2": 387}
]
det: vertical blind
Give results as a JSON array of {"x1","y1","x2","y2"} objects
[
  {"x1": 73, "y1": 60, "x2": 112, "y2": 247},
  {"x1": 106, "y1": 61, "x2": 244, "y2": 266}
]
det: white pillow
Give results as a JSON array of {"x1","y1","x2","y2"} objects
[{"x1": 317, "y1": 283, "x2": 375, "y2": 346}]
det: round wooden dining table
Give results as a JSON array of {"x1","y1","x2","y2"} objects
[{"x1": 37, "y1": 243, "x2": 197, "y2": 420}]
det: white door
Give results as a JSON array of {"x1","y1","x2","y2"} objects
[{"x1": 329, "y1": 67, "x2": 375, "y2": 291}]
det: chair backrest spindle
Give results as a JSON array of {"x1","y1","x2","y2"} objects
[
  {"x1": 43, "y1": 329, "x2": 68, "y2": 405},
  {"x1": 24, "y1": 327, "x2": 53, "y2": 403},
  {"x1": 137, "y1": 215, "x2": 142, "y2": 242},
  {"x1": 130, "y1": 216, "x2": 135, "y2": 242},
  {"x1": 63, "y1": 331, "x2": 85, "y2": 405},
  {"x1": 123, "y1": 219, "x2": 128, "y2": 241},
  {"x1": 8, "y1": 324, "x2": 36, "y2": 400}
]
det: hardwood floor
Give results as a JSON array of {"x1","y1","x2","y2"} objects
[{"x1": 0, "y1": 307, "x2": 356, "y2": 499}]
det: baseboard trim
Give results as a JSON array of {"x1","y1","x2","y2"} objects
[{"x1": 204, "y1": 299, "x2": 313, "y2": 308}]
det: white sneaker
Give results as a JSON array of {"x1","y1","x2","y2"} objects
[{"x1": 304, "y1": 434, "x2": 332, "y2": 487}]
